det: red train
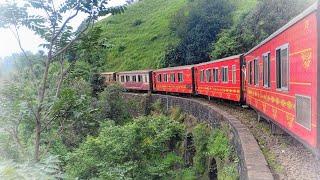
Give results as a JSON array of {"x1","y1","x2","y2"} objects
[{"x1": 102, "y1": 2, "x2": 320, "y2": 156}]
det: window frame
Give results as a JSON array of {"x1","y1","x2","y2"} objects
[
  {"x1": 206, "y1": 69, "x2": 212, "y2": 82},
  {"x1": 262, "y1": 52, "x2": 271, "y2": 88},
  {"x1": 178, "y1": 72, "x2": 183, "y2": 82},
  {"x1": 121, "y1": 75, "x2": 125, "y2": 83},
  {"x1": 138, "y1": 75, "x2": 143, "y2": 82},
  {"x1": 132, "y1": 75, "x2": 137, "y2": 82},
  {"x1": 254, "y1": 58, "x2": 259, "y2": 86},
  {"x1": 163, "y1": 74, "x2": 168, "y2": 82},
  {"x1": 126, "y1": 75, "x2": 130, "y2": 82},
  {"x1": 144, "y1": 75, "x2": 149, "y2": 83},
  {"x1": 232, "y1": 65, "x2": 236, "y2": 84},
  {"x1": 221, "y1": 66, "x2": 228, "y2": 83},
  {"x1": 213, "y1": 68, "x2": 219, "y2": 83},
  {"x1": 170, "y1": 73, "x2": 176, "y2": 82},
  {"x1": 275, "y1": 44, "x2": 289, "y2": 91},
  {"x1": 248, "y1": 61, "x2": 252, "y2": 85},
  {"x1": 200, "y1": 70, "x2": 205, "y2": 82},
  {"x1": 158, "y1": 74, "x2": 162, "y2": 82}
]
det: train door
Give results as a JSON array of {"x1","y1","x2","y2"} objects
[{"x1": 240, "y1": 55, "x2": 247, "y2": 103}]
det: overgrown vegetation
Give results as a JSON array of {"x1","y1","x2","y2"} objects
[
  {"x1": 211, "y1": 0, "x2": 315, "y2": 59},
  {"x1": 65, "y1": 102, "x2": 238, "y2": 179},
  {"x1": 164, "y1": 0, "x2": 234, "y2": 66}
]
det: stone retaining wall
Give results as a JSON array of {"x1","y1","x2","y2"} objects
[{"x1": 123, "y1": 93, "x2": 274, "y2": 180}]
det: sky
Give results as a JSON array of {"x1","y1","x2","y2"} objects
[{"x1": 0, "y1": 0, "x2": 128, "y2": 58}]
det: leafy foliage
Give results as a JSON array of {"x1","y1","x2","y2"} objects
[
  {"x1": 0, "y1": 156, "x2": 62, "y2": 179},
  {"x1": 65, "y1": 115, "x2": 185, "y2": 179},
  {"x1": 164, "y1": 0, "x2": 234, "y2": 66},
  {"x1": 211, "y1": 0, "x2": 316, "y2": 58}
]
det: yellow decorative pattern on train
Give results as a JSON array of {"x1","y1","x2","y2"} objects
[
  {"x1": 247, "y1": 88, "x2": 295, "y2": 110},
  {"x1": 290, "y1": 48, "x2": 312, "y2": 69},
  {"x1": 286, "y1": 113, "x2": 295, "y2": 128},
  {"x1": 301, "y1": 48, "x2": 312, "y2": 69},
  {"x1": 272, "y1": 108, "x2": 278, "y2": 119},
  {"x1": 198, "y1": 86, "x2": 240, "y2": 95}
]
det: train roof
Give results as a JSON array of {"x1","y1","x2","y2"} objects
[
  {"x1": 245, "y1": 1, "x2": 318, "y2": 55},
  {"x1": 194, "y1": 54, "x2": 242, "y2": 67},
  {"x1": 117, "y1": 70, "x2": 153, "y2": 74},
  {"x1": 153, "y1": 65, "x2": 194, "y2": 72},
  {"x1": 101, "y1": 72, "x2": 116, "y2": 75}
]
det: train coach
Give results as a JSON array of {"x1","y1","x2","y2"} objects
[
  {"x1": 116, "y1": 70, "x2": 153, "y2": 91},
  {"x1": 193, "y1": 55, "x2": 245, "y2": 102},
  {"x1": 244, "y1": 2, "x2": 320, "y2": 154},
  {"x1": 152, "y1": 65, "x2": 194, "y2": 94}
]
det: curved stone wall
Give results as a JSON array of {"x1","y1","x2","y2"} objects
[{"x1": 123, "y1": 93, "x2": 274, "y2": 180}]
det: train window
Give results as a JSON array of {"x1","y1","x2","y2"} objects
[
  {"x1": 206, "y1": 69, "x2": 212, "y2": 82},
  {"x1": 263, "y1": 53, "x2": 270, "y2": 87},
  {"x1": 138, "y1": 75, "x2": 143, "y2": 82},
  {"x1": 121, "y1": 75, "x2": 125, "y2": 82},
  {"x1": 254, "y1": 58, "x2": 259, "y2": 86},
  {"x1": 213, "y1": 68, "x2": 219, "y2": 82},
  {"x1": 276, "y1": 44, "x2": 289, "y2": 90},
  {"x1": 178, "y1": 73, "x2": 183, "y2": 82},
  {"x1": 249, "y1": 61, "x2": 252, "y2": 85},
  {"x1": 144, "y1": 75, "x2": 148, "y2": 83},
  {"x1": 164, "y1": 74, "x2": 168, "y2": 82},
  {"x1": 158, "y1": 74, "x2": 162, "y2": 82},
  {"x1": 221, "y1": 67, "x2": 228, "y2": 83},
  {"x1": 200, "y1": 70, "x2": 205, "y2": 82},
  {"x1": 232, "y1": 65, "x2": 236, "y2": 84},
  {"x1": 170, "y1": 73, "x2": 176, "y2": 82},
  {"x1": 132, "y1": 75, "x2": 137, "y2": 82},
  {"x1": 126, "y1": 75, "x2": 130, "y2": 82}
]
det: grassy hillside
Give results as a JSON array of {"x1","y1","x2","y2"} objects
[
  {"x1": 230, "y1": 0, "x2": 257, "y2": 23},
  {"x1": 99, "y1": 0, "x2": 186, "y2": 71}
]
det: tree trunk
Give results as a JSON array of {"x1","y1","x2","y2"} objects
[
  {"x1": 34, "y1": 54, "x2": 51, "y2": 161},
  {"x1": 34, "y1": 113, "x2": 41, "y2": 161}
]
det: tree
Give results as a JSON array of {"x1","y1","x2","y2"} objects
[
  {"x1": 164, "y1": 0, "x2": 234, "y2": 66},
  {"x1": 0, "y1": 0, "x2": 124, "y2": 161},
  {"x1": 211, "y1": 0, "x2": 315, "y2": 58}
]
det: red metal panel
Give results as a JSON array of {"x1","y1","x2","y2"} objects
[
  {"x1": 117, "y1": 71, "x2": 152, "y2": 91},
  {"x1": 194, "y1": 55, "x2": 242, "y2": 102},
  {"x1": 245, "y1": 12, "x2": 318, "y2": 149},
  {"x1": 153, "y1": 66, "x2": 194, "y2": 94}
]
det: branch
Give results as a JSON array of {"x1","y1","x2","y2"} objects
[
  {"x1": 52, "y1": 1, "x2": 80, "y2": 42},
  {"x1": 52, "y1": 20, "x2": 92, "y2": 59},
  {"x1": 10, "y1": 13, "x2": 38, "y2": 89}
]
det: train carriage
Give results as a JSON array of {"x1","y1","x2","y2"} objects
[
  {"x1": 153, "y1": 65, "x2": 194, "y2": 94},
  {"x1": 101, "y1": 72, "x2": 116, "y2": 86},
  {"x1": 194, "y1": 55, "x2": 244, "y2": 102},
  {"x1": 116, "y1": 70, "x2": 153, "y2": 91},
  {"x1": 244, "y1": 2, "x2": 320, "y2": 154}
]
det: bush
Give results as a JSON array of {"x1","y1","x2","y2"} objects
[{"x1": 65, "y1": 115, "x2": 185, "y2": 179}]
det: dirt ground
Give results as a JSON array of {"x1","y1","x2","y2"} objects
[{"x1": 196, "y1": 98, "x2": 320, "y2": 180}]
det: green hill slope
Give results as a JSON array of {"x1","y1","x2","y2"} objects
[{"x1": 99, "y1": 0, "x2": 186, "y2": 71}]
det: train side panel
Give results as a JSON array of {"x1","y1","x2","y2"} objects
[
  {"x1": 153, "y1": 66, "x2": 194, "y2": 94},
  {"x1": 245, "y1": 9, "x2": 319, "y2": 151},
  {"x1": 194, "y1": 55, "x2": 242, "y2": 102},
  {"x1": 116, "y1": 71, "x2": 152, "y2": 91}
]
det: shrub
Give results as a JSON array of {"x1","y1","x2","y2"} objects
[{"x1": 65, "y1": 115, "x2": 185, "y2": 179}]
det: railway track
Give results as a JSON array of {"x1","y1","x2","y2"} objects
[{"x1": 194, "y1": 97, "x2": 320, "y2": 180}]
